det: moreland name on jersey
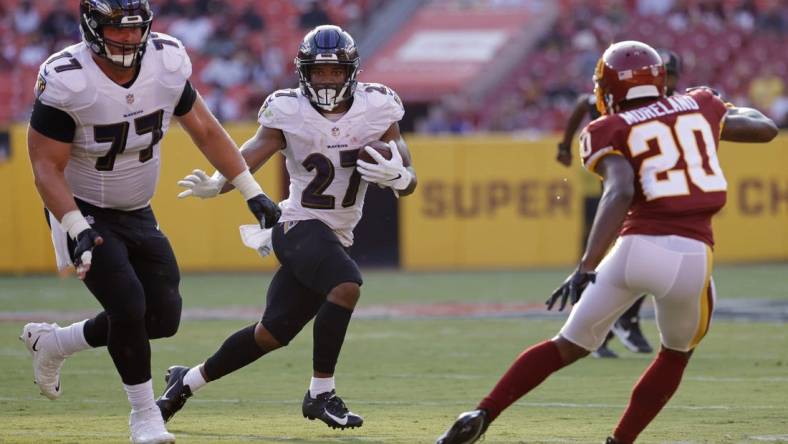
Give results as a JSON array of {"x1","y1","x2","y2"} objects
[
  {"x1": 34, "y1": 32, "x2": 193, "y2": 211},
  {"x1": 258, "y1": 83, "x2": 405, "y2": 247},
  {"x1": 580, "y1": 88, "x2": 729, "y2": 246}
]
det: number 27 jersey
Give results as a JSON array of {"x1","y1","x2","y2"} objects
[
  {"x1": 258, "y1": 84, "x2": 404, "y2": 247},
  {"x1": 580, "y1": 88, "x2": 729, "y2": 246}
]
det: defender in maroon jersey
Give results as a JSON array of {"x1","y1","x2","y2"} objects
[{"x1": 437, "y1": 41, "x2": 777, "y2": 444}]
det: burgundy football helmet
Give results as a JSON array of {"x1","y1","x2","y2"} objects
[{"x1": 593, "y1": 41, "x2": 666, "y2": 115}]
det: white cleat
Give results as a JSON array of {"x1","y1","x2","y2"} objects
[
  {"x1": 19, "y1": 322, "x2": 66, "y2": 400},
  {"x1": 129, "y1": 407, "x2": 176, "y2": 444}
]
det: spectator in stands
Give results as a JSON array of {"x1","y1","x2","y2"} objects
[
  {"x1": 749, "y1": 68, "x2": 784, "y2": 112},
  {"x1": 13, "y1": 1, "x2": 40, "y2": 35},
  {"x1": 169, "y1": 8, "x2": 214, "y2": 51},
  {"x1": 41, "y1": 3, "x2": 79, "y2": 41},
  {"x1": 299, "y1": 1, "x2": 332, "y2": 29}
]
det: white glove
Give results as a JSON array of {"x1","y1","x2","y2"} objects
[
  {"x1": 177, "y1": 169, "x2": 226, "y2": 199},
  {"x1": 356, "y1": 140, "x2": 412, "y2": 191}
]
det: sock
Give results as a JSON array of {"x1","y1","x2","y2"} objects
[
  {"x1": 309, "y1": 376, "x2": 335, "y2": 398},
  {"x1": 613, "y1": 349, "x2": 689, "y2": 443},
  {"x1": 53, "y1": 320, "x2": 91, "y2": 356},
  {"x1": 203, "y1": 324, "x2": 266, "y2": 381},
  {"x1": 477, "y1": 340, "x2": 566, "y2": 421},
  {"x1": 124, "y1": 379, "x2": 156, "y2": 413},
  {"x1": 183, "y1": 365, "x2": 207, "y2": 393},
  {"x1": 313, "y1": 302, "x2": 353, "y2": 374}
]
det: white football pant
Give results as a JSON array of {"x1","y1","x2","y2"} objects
[{"x1": 559, "y1": 234, "x2": 715, "y2": 352}]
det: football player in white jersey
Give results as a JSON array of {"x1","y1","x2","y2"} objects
[
  {"x1": 155, "y1": 25, "x2": 417, "y2": 431},
  {"x1": 20, "y1": 1, "x2": 280, "y2": 443}
]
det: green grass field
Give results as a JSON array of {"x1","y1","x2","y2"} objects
[{"x1": 1, "y1": 265, "x2": 787, "y2": 443}]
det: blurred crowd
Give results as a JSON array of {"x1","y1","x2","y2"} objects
[
  {"x1": 418, "y1": 0, "x2": 788, "y2": 133},
  {"x1": 0, "y1": 0, "x2": 377, "y2": 123},
  {"x1": 1, "y1": 0, "x2": 786, "y2": 132}
]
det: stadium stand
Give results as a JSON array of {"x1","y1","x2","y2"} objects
[{"x1": 1, "y1": 0, "x2": 786, "y2": 131}]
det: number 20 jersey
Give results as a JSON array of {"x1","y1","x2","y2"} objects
[
  {"x1": 35, "y1": 33, "x2": 191, "y2": 211},
  {"x1": 258, "y1": 84, "x2": 405, "y2": 247},
  {"x1": 580, "y1": 88, "x2": 729, "y2": 246}
]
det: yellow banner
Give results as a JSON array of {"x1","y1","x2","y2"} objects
[
  {"x1": 401, "y1": 136, "x2": 583, "y2": 269},
  {"x1": 2, "y1": 127, "x2": 786, "y2": 273},
  {"x1": 0, "y1": 123, "x2": 281, "y2": 273}
]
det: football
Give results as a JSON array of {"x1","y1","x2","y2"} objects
[{"x1": 357, "y1": 140, "x2": 393, "y2": 164}]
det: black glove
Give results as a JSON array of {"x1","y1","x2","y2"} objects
[
  {"x1": 72, "y1": 228, "x2": 103, "y2": 279},
  {"x1": 247, "y1": 193, "x2": 281, "y2": 229},
  {"x1": 545, "y1": 269, "x2": 596, "y2": 311}
]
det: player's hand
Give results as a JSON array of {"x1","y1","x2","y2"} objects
[
  {"x1": 356, "y1": 141, "x2": 412, "y2": 190},
  {"x1": 177, "y1": 169, "x2": 225, "y2": 199},
  {"x1": 247, "y1": 193, "x2": 281, "y2": 229},
  {"x1": 545, "y1": 269, "x2": 596, "y2": 311},
  {"x1": 72, "y1": 228, "x2": 103, "y2": 280},
  {"x1": 556, "y1": 142, "x2": 572, "y2": 167}
]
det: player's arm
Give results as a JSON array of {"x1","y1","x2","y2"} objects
[
  {"x1": 720, "y1": 107, "x2": 778, "y2": 143},
  {"x1": 578, "y1": 154, "x2": 635, "y2": 271},
  {"x1": 176, "y1": 94, "x2": 280, "y2": 228},
  {"x1": 556, "y1": 95, "x2": 590, "y2": 167},
  {"x1": 218, "y1": 125, "x2": 286, "y2": 194},
  {"x1": 357, "y1": 122, "x2": 418, "y2": 197},
  {"x1": 28, "y1": 125, "x2": 103, "y2": 279}
]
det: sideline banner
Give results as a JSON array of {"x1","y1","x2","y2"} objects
[
  {"x1": 400, "y1": 136, "x2": 583, "y2": 270},
  {"x1": 0, "y1": 123, "x2": 281, "y2": 273}
]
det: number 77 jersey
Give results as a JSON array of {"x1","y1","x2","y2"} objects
[
  {"x1": 258, "y1": 83, "x2": 405, "y2": 247},
  {"x1": 580, "y1": 88, "x2": 729, "y2": 246}
]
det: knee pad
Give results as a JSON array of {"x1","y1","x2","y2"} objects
[{"x1": 146, "y1": 294, "x2": 182, "y2": 339}]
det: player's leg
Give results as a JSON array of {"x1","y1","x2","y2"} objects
[
  {"x1": 609, "y1": 236, "x2": 711, "y2": 444},
  {"x1": 437, "y1": 237, "x2": 639, "y2": 444},
  {"x1": 278, "y1": 220, "x2": 364, "y2": 429},
  {"x1": 156, "y1": 262, "x2": 323, "y2": 422},
  {"x1": 128, "y1": 211, "x2": 182, "y2": 341},
  {"x1": 612, "y1": 294, "x2": 653, "y2": 353}
]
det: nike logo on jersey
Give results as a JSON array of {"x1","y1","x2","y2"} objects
[
  {"x1": 325, "y1": 410, "x2": 349, "y2": 426},
  {"x1": 32, "y1": 337, "x2": 41, "y2": 352}
]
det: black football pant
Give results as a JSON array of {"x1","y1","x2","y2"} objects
[{"x1": 68, "y1": 200, "x2": 182, "y2": 385}]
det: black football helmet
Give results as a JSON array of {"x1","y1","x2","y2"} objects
[
  {"x1": 79, "y1": 0, "x2": 153, "y2": 68},
  {"x1": 295, "y1": 25, "x2": 360, "y2": 112}
]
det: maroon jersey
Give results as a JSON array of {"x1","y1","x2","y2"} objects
[{"x1": 580, "y1": 88, "x2": 729, "y2": 246}]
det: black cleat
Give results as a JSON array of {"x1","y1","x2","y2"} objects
[
  {"x1": 436, "y1": 409, "x2": 489, "y2": 444},
  {"x1": 612, "y1": 316, "x2": 653, "y2": 353},
  {"x1": 302, "y1": 390, "x2": 363, "y2": 429},
  {"x1": 605, "y1": 437, "x2": 622, "y2": 444},
  {"x1": 156, "y1": 365, "x2": 193, "y2": 423},
  {"x1": 592, "y1": 332, "x2": 618, "y2": 358}
]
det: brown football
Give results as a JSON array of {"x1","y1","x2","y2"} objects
[{"x1": 357, "y1": 140, "x2": 393, "y2": 164}]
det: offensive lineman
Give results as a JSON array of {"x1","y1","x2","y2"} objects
[
  {"x1": 20, "y1": 1, "x2": 280, "y2": 443},
  {"x1": 437, "y1": 41, "x2": 777, "y2": 444},
  {"x1": 155, "y1": 25, "x2": 417, "y2": 431}
]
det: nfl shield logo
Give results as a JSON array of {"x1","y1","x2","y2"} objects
[
  {"x1": 331, "y1": 127, "x2": 340, "y2": 137},
  {"x1": 126, "y1": 94, "x2": 135, "y2": 104}
]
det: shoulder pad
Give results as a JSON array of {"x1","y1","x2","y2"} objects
[
  {"x1": 258, "y1": 89, "x2": 302, "y2": 129},
  {"x1": 580, "y1": 116, "x2": 626, "y2": 173},
  {"x1": 359, "y1": 83, "x2": 404, "y2": 123},
  {"x1": 148, "y1": 33, "x2": 192, "y2": 83},
  {"x1": 36, "y1": 48, "x2": 93, "y2": 110}
]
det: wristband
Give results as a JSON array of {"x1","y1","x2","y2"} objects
[
  {"x1": 230, "y1": 169, "x2": 264, "y2": 200},
  {"x1": 61, "y1": 210, "x2": 91, "y2": 239}
]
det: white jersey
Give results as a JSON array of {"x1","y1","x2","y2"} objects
[
  {"x1": 258, "y1": 83, "x2": 404, "y2": 246},
  {"x1": 35, "y1": 32, "x2": 192, "y2": 210}
]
